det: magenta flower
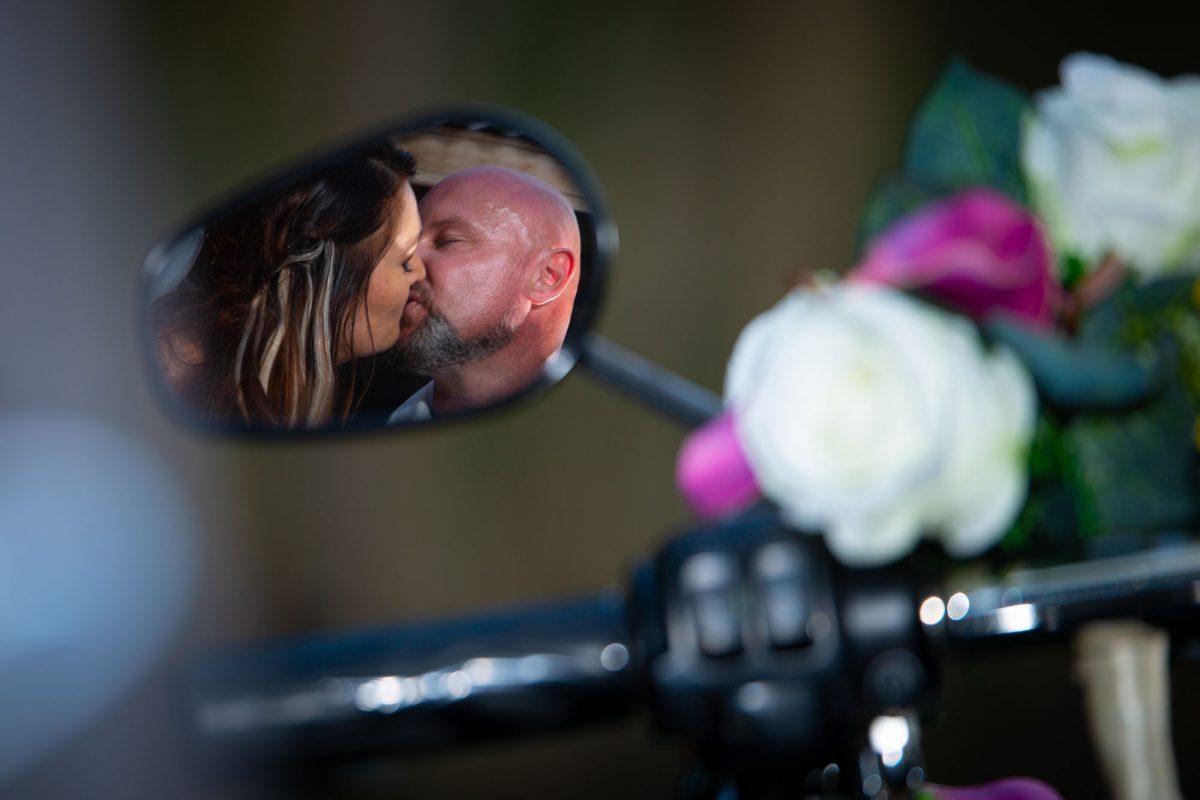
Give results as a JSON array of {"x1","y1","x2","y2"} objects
[
  {"x1": 920, "y1": 777, "x2": 1063, "y2": 800},
  {"x1": 851, "y1": 188, "x2": 1061, "y2": 330}
]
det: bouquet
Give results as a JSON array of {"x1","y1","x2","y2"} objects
[{"x1": 679, "y1": 53, "x2": 1200, "y2": 569}]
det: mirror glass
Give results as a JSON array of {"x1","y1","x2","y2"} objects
[{"x1": 143, "y1": 110, "x2": 611, "y2": 434}]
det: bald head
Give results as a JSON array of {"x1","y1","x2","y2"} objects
[
  {"x1": 432, "y1": 165, "x2": 580, "y2": 259},
  {"x1": 394, "y1": 165, "x2": 581, "y2": 385}
]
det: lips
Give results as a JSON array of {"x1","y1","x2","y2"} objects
[
  {"x1": 401, "y1": 296, "x2": 428, "y2": 325},
  {"x1": 407, "y1": 282, "x2": 432, "y2": 306}
]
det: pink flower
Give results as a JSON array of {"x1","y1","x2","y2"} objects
[
  {"x1": 922, "y1": 777, "x2": 1063, "y2": 800},
  {"x1": 676, "y1": 410, "x2": 760, "y2": 519},
  {"x1": 851, "y1": 188, "x2": 1062, "y2": 330}
]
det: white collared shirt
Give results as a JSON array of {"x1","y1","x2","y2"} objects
[{"x1": 387, "y1": 381, "x2": 434, "y2": 424}]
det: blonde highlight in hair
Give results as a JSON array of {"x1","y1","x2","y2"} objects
[
  {"x1": 308, "y1": 243, "x2": 337, "y2": 422},
  {"x1": 228, "y1": 241, "x2": 342, "y2": 429},
  {"x1": 154, "y1": 145, "x2": 417, "y2": 430}
]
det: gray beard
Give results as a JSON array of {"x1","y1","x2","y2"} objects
[{"x1": 392, "y1": 309, "x2": 518, "y2": 375}]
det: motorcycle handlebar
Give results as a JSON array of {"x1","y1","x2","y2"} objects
[
  {"x1": 185, "y1": 511, "x2": 1200, "y2": 785},
  {"x1": 188, "y1": 590, "x2": 638, "y2": 764}
]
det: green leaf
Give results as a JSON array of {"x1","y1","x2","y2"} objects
[
  {"x1": 1002, "y1": 413, "x2": 1098, "y2": 556},
  {"x1": 1069, "y1": 382, "x2": 1198, "y2": 536},
  {"x1": 904, "y1": 59, "x2": 1031, "y2": 203},
  {"x1": 1060, "y1": 253, "x2": 1089, "y2": 291},
  {"x1": 984, "y1": 317, "x2": 1162, "y2": 411},
  {"x1": 1072, "y1": 276, "x2": 1200, "y2": 536},
  {"x1": 1080, "y1": 276, "x2": 1196, "y2": 346}
]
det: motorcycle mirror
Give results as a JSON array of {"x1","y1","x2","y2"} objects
[{"x1": 141, "y1": 108, "x2": 613, "y2": 435}]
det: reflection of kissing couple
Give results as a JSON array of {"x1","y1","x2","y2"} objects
[{"x1": 155, "y1": 145, "x2": 580, "y2": 429}]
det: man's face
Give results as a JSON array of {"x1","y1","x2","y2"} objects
[{"x1": 394, "y1": 171, "x2": 534, "y2": 372}]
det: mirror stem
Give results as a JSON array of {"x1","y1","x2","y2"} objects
[{"x1": 580, "y1": 334, "x2": 721, "y2": 428}]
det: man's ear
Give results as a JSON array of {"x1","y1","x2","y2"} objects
[{"x1": 527, "y1": 249, "x2": 576, "y2": 306}]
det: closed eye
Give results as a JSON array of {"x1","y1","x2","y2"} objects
[{"x1": 399, "y1": 246, "x2": 418, "y2": 273}]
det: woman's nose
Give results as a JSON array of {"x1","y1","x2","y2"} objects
[{"x1": 408, "y1": 252, "x2": 427, "y2": 283}]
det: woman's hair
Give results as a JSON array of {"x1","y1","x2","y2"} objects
[{"x1": 156, "y1": 145, "x2": 417, "y2": 429}]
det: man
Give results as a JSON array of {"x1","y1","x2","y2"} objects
[{"x1": 388, "y1": 165, "x2": 581, "y2": 423}]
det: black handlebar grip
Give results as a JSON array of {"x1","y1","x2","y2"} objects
[{"x1": 186, "y1": 590, "x2": 637, "y2": 765}]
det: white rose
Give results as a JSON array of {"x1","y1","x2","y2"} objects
[
  {"x1": 727, "y1": 285, "x2": 1035, "y2": 566},
  {"x1": 1022, "y1": 52, "x2": 1200, "y2": 279},
  {"x1": 922, "y1": 338, "x2": 1037, "y2": 558}
]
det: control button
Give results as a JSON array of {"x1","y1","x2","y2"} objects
[
  {"x1": 753, "y1": 541, "x2": 811, "y2": 648},
  {"x1": 680, "y1": 552, "x2": 743, "y2": 657}
]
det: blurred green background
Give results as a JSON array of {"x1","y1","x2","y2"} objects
[{"x1": 2, "y1": 2, "x2": 1199, "y2": 797}]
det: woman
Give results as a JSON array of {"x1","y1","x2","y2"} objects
[{"x1": 155, "y1": 145, "x2": 425, "y2": 429}]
